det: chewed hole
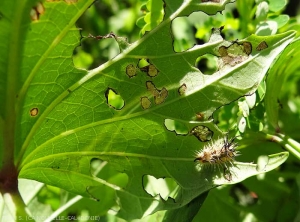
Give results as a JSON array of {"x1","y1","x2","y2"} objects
[
  {"x1": 105, "y1": 88, "x2": 125, "y2": 110},
  {"x1": 138, "y1": 58, "x2": 149, "y2": 69},
  {"x1": 89, "y1": 158, "x2": 129, "y2": 200},
  {"x1": 143, "y1": 175, "x2": 178, "y2": 201},
  {"x1": 178, "y1": 83, "x2": 187, "y2": 95},
  {"x1": 196, "y1": 54, "x2": 218, "y2": 75},
  {"x1": 164, "y1": 119, "x2": 189, "y2": 135}
]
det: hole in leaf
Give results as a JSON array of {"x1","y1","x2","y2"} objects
[
  {"x1": 196, "y1": 54, "x2": 218, "y2": 75},
  {"x1": 89, "y1": 159, "x2": 129, "y2": 202},
  {"x1": 190, "y1": 125, "x2": 213, "y2": 142},
  {"x1": 138, "y1": 58, "x2": 149, "y2": 68},
  {"x1": 30, "y1": 108, "x2": 39, "y2": 117},
  {"x1": 178, "y1": 83, "x2": 187, "y2": 95},
  {"x1": 140, "y1": 96, "x2": 151, "y2": 109},
  {"x1": 142, "y1": 175, "x2": 178, "y2": 201},
  {"x1": 164, "y1": 119, "x2": 189, "y2": 135},
  {"x1": 256, "y1": 41, "x2": 268, "y2": 51},
  {"x1": 105, "y1": 88, "x2": 125, "y2": 110}
]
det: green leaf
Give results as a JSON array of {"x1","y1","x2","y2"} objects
[
  {"x1": 268, "y1": 0, "x2": 287, "y2": 12},
  {"x1": 268, "y1": 14, "x2": 289, "y2": 28},
  {"x1": 265, "y1": 38, "x2": 300, "y2": 129},
  {"x1": 0, "y1": 0, "x2": 295, "y2": 220}
]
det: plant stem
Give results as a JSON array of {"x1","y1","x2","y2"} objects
[
  {"x1": 265, "y1": 133, "x2": 300, "y2": 160},
  {"x1": 1, "y1": 190, "x2": 33, "y2": 221}
]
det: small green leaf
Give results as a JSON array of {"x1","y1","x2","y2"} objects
[
  {"x1": 213, "y1": 152, "x2": 289, "y2": 185},
  {"x1": 268, "y1": 0, "x2": 287, "y2": 12},
  {"x1": 268, "y1": 14, "x2": 290, "y2": 28}
]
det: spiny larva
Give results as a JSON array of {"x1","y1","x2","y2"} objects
[{"x1": 194, "y1": 136, "x2": 239, "y2": 168}]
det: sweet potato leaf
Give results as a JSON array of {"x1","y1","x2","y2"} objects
[{"x1": 0, "y1": 0, "x2": 295, "y2": 220}]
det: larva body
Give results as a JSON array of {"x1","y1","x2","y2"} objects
[{"x1": 194, "y1": 137, "x2": 238, "y2": 168}]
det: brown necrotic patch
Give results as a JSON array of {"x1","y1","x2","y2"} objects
[
  {"x1": 218, "y1": 41, "x2": 252, "y2": 68},
  {"x1": 178, "y1": 83, "x2": 187, "y2": 95},
  {"x1": 190, "y1": 125, "x2": 213, "y2": 142},
  {"x1": 146, "y1": 81, "x2": 168, "y2": 105},
  {"x1": 256, "y1": 41, "x2": 268, "y2": 51},
  {"x1": 141, "y1": 97, "x2": 151, "y2": 109},
  {"x1": 126, "y1": 64, "x2": 137, "y2": 78},
  {"x1": 195, "y1": 112, "x2": 205, "y2": 121},
  {"x1": 154, "y1": 88, "x2": 168, "y2": 105},
  {"x1": 30, "y1": 2, "x2": 45, "y2": 21},
  {"x1": 105, "y1": 88, "x2": 125, "y2": 110},
  {"x1": 242, "y1": 42, "x2": 252, "y2": 55},
  {"x1": 30, "y1": 108, "x2": 39, "y2": 117},
  {"x1": 140, "y1": 63, "x2": 159, "y2": 77}
]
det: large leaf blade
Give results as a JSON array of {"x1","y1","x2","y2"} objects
[{"x1": 13, "y1": 0, "x2": 295, "y2": 220}]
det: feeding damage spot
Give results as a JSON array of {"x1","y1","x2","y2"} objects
[
  {"x1": 190, "y1": 125, "x2": 213, "y2": 142},
  {"x1": 178, "y1": 83, "x2": 187, "y2": 96},
  {"x1": 30, "y1": 108, "x2": 39, "y2": 117},
  {"x1": 195, "y1": 112, "x2": 205, "y2": 121},
  {"x1": 139, "y1": 59, "x2": 159, "y2": 77},
  {"x1": 143, "y1": 175, "x2": 178, "y2": 201},
  {"x1": 164, "y1": 119, "x2": 188, "y2": 135},
  {"x1": 126, "y1": 64, "x2": 137, "y2": 78},
  {"x1": 105, "y1": 88, "x2": 125, "y2": 110},
  {"x1": 140, "y1": 96, "x2": 151, "y2": 109},
  {"x1": 256, "y1": 41, "x2": 268, "y2": 51},
  {"x1": 30, "y1": 2, "x2": 45, "y2": 21},
  {"x1": 242, "y1": 42, "x2": 252, "y2": 55},
  {"x1": 125, "y1": 60, "x2": 159, "y2": 78},
  {"x1": 218, "y1": 41, "x2": 252, "y2": 68},
  {"x1": 140, "y1": 64, "x2": 159, "y2": 77},
  {"x1": 146, "y1": 81, "x2": 168, "y2": 105}
]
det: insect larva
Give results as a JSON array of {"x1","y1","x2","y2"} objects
[{"x1": 194, "y1": 136, "x2": 239, "y2": 178}]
